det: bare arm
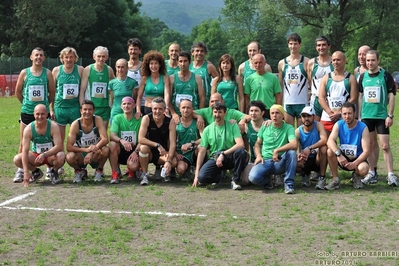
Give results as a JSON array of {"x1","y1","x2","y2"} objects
[
  {"x1": 277, "y1": 59, "x2": 285, "y2": 96},
  {"x1": 237, "y1": 76, "x2": 245, "y2": 113},
  {"x1": 318, "y1": 74, "x2": 330, "y2": 113},
  {"x1": 348, "y1": 74, "x2": 358, "y2": 104},
  {"x1": 208, "y1": 62, "x2": 218, "y2": 79},
  {"x1": 163, "y1": 75, "x2": 172, "y2": 109},
  {"x1": 95, "y1": 116, "x2": 109, "y2": 148},
  {"x1": 22, "y1": 126, "x2": 32, "y2": 185},
  {"x1": 135, "y1": 76, "x2": 147, "y2": 115},
  {"x1": 79, "y1": 66, "x2": 90, "y2": 105},
  {"x1": 196, "y1": 74, "x2": 206, "y2": 108},
  {"x1": 47, "y1": 69, "x2": 55, "y2": 106},
  {"x1": 327, "y1": 123, "x2": 340, "y2": 152},
  {"x1": 307, "y1": 58, "x2": 315, "y2": 88},
  {"x1": 108, "y1": 66, "x2": 115, "y2": 80},
  {"x1": 15, "y1": 69, "x2": 27, "y2": 103},
  {"x1": 193, "y1": 146, "x2": 207, "y2": 187},
  {"x1": 211, "y1": 77, "x2": 217, "y2": 95},
  {"x1": 275, "y1": 92, "x2": 282, "y2": 105},
  {"x1": 50, "y1": 66, "x2": 60, "y2": 115}
]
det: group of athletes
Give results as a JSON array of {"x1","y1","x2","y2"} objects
[{"x1": 12, "y1": 34, "x2": 397, "y2": 194}]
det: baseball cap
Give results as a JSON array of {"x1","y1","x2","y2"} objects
[{"x1": 301, "y1": 106, "x2": 315, "y2": 116}]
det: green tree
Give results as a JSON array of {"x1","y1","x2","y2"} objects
[
  {"x1": 190, "y1": 19, "x2": 228, "y2": 64},
  {"x1": 6, "y1": 0, "x2": 96, "y2": 57}
]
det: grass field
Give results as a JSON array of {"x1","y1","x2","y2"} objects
[{"x1": 0, "y1": 97, "x2": 399, "y2": 266}]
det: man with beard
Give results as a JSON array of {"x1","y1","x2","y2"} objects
[
  {"x1": 127, "y1": 38, "x2": 143, "y2": 104},
  {"x1": 166, "y1": 43, "x2": 180, "y2": 76},
  {"x1": 137, "y1": 97, "x2": 177, "y2": 185},
  {"x1": 295, "y1": 106, "x2": 328, "y2": 189},
  {"x1": 66, "y1": 100, "x2": 110, "y2": 183},
  {"x1": 326, "y1": 102, "x2": 370, "y2": 190},
  {"x1": 189, "y1": 42, "x2": 218, "y2": 105},
  {"x1": 192, "y1": 102, "x2": 247, "y2": 190},
  {"x1": 248, "y1": 105, "x2": 298, "y2": 194}
]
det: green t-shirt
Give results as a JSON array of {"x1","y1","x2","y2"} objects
[
  {"x1": 195, "y1": 107, "x2": 245, "y2": 126},
  {"x1": 258, "y1": 122, "x2": 296, "y2": 159},
  {"x1": 108, "y1": 76, "x2": 138, "y2": 118},
  {"x1": 54, "y1": 64, "x2": 81, "y2": 108},
  {"x1": 176, "y1": 119, "x2": 199, "y2": 157},
  {"x1": 244, "y1": 72, "x2": 281, "y2": 109},
  {"x1": 111, "y1": 114, "x2": 142, "y2": 145},
  {"x1": 200, "y1": 121, "x2": 241, "y2": 157}
]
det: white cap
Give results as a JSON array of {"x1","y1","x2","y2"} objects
[{"x1": 301, "y1": 106, "x2": 315, "y2": 116}]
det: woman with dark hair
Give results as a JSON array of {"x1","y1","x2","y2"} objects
[
  {"x1": 135, "y1": 51, "x2": 171, "y2": 117},
  {"x1": 211, "y1": 54, "x2": 244, "y2": 112}
]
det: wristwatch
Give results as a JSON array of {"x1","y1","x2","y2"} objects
[
  {"x1": 156, "y1": 143, "x2": 160, "y2": 148},
  {"x1": 221, "y1": 151, "x2": 225, "y2": 156},
  {"x1": 191, "y1": 140, "x2": 195, "y2": 147},
  {"x1": 334, "y1": 150, "x2": 341, "y2": 157},
  {"x1": 388, "y1": 114, "x2": 394, "y2": 119}
]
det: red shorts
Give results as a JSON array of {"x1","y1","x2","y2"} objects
[
  {"x1": 32, "y1": 152, "x2": 50, "y2": 166},
  {"x1": 321, "y1": 120, "x2": 335, "y2": 132}
]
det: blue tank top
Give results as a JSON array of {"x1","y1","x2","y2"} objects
[
  {"x1": 298, "y1": 122, "x2": 320, "y2": 158},
  {"x1": 337, "y1": 120, "x2": 366, "y2": 159}
]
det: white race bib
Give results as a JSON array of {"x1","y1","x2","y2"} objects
[
  {"x1": 80, "y1": 133, "x2": 98, "y2": 147},
  {"x1": 29, "y1": 85, "x2": 44, "y2": 102},
  {"x1": 364, "y1": 86, "x2": 380, "y2": 103},
  {"x1": 340, "y1": 144, "x2": 357, "y2": 160},
  {"x1": 175, "y1": 94, "x2": 193, "y2": 104},
  {"x1": 91, "y1": 82, "x2": 107, "y2": 98},
  {"x1": 121, "y1": 131, "x2": 136, "y2": 144},
  {"x1": 36, "y1": 142, "x2": 53, "y2": 154},
  {"x1": 328, "y1": 96, "x2": 345, "y2": 111},
  {"x1": 63, "y1": 84, "x2": 79, "y2": 99},
  {"x1": 287, "y1": 69, "x2": 299, "y2": 85}
]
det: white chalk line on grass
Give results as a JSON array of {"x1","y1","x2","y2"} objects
[
  {"x1": 0, "y1": 191, "x2": 239, "y2": 218},
  {"x1": 0, "y1": 191, "x2": 37, "y2": 206},
  {"x1": 1, "y1": 205, "x2": 210, "y2": 218}
]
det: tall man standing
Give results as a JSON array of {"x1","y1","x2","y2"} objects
[
  {"x1": 79, "y1": 46, "x2": 115, "y2": 129},
  {"x1": 189, "y1": 42, "x2": 218, "y2": 105},
  {"x1": 14, "y1": 47, "x2": 55, "y2": 182},
  {"x1": 192, "y1": 102, "x2": 247, "y2": 190},
  {"x1": 358, "y1": 50, "x2": 397, "y2": 186},
  {"x1": 278, "y1": 33, "x2": 309, "y2": 126},
  {"x1": 245, "y1": 54, "x2": 282, "y2": 119},
  {"x1": 307, "y1": 36, "x2": 334, "y2": 121},
  {"x1": 126, "y1": 38, "x2": 143, "y2": 104},
  {"x1": 166, "y1": 43, "x2": 181, "y2": 76}
]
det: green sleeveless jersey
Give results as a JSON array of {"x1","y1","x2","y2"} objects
[
  {"x1": 176, "y1": 119, "x2": 199, "y2": 157},
  {"x1": 361, "y1": 70, "x2": 389, "y2": 119},
  {"x1": 189, "y1": 61, "x2": 212, "y2": 104},
  {"x1": 55, "y1": 64, "x2": 81, "y2": 108},
  {"x1": 216, "y1": 79, "x2": 239, "y2": 109},
  {"x1": 246, "y1": 122, "x2": 260, "y2": 163},
  {"x1": 21, "y1": 67, "x2": 49, "y2": 114},
  {"x1": 30, "y1": 119, "x2": 53, "y2": 153},
  {"x1": 75, "y1": 117, "x2": 100, "y2": 148},
  {"x1": 111, "y1": 114, "x2": 142, "y2": 145},
  {"x1": 86, "y1": 64, "x2": 110, "y2": 108},
  {"x1": 166, "y1": 60, "x2": 179, "y2": 76},
  {"x1": 172, "y1": 72, "x2": 199, "y2": 115},
  {"x1": 242, "y1": 60, "x2": 256, "y2": 86}
]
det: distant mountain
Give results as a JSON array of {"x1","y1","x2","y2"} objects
[{"x1": 140, "y1": 1, "x2": 224, "y2": 35}]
